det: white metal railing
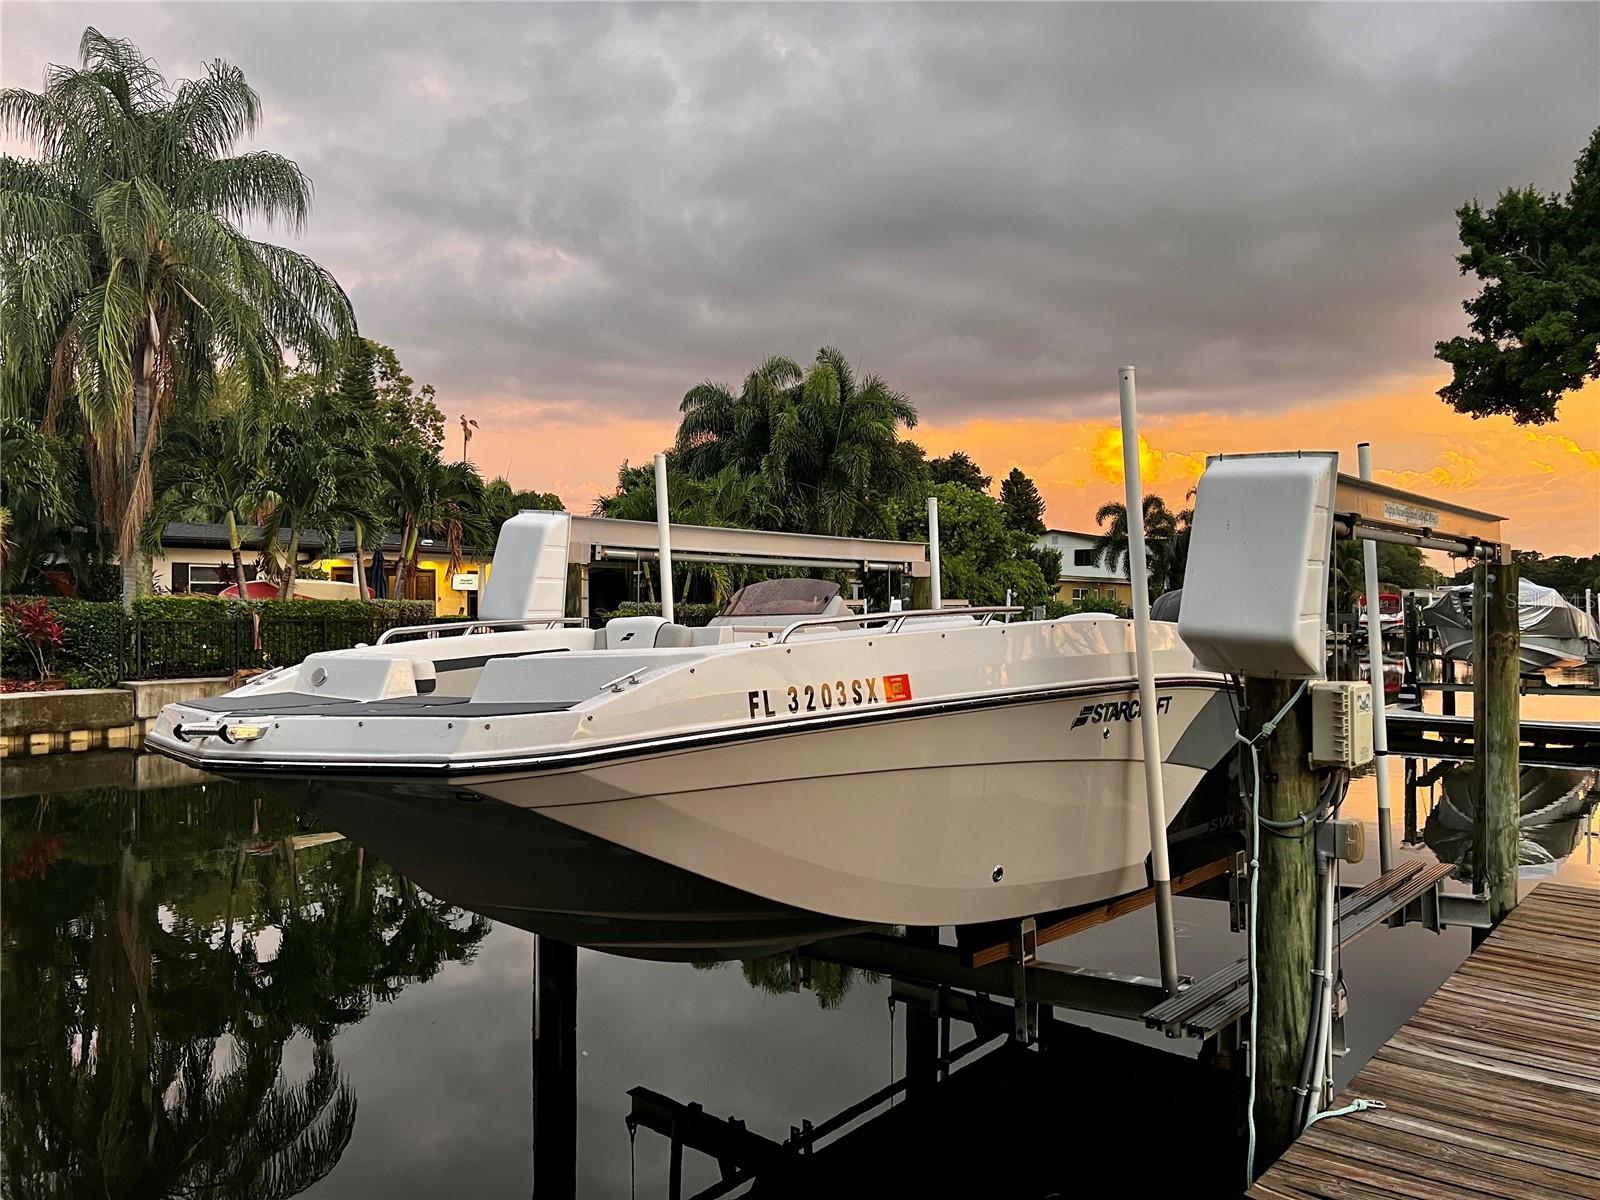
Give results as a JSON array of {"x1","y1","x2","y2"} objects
[
  {"x1": 375, "y1": 617, "x2": 586, "y2": 645},
  {"x1": 774, "y1": 606, "x2": 1021, "y2": 645}
]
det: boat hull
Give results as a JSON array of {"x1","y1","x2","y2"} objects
[{"x1": 454, "y1": 680, "x2": 1236, "y2": 926}]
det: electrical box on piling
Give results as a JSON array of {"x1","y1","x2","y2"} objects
[
  {"x1": 1178, "y1": 452, "x2": 1339, "y2": 680},
  {"x1": 1308, "y1": 680, "x2": 1375, "y2": 769}
]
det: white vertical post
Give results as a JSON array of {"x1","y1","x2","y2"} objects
[
  {"x1": 1357, "y1": 443, "x2": 1394, "y2": 871},
  {"x1": 654, "y1": 452, "x2": 675, "y2": 624},
  {"x1": 1118, "y1": 367, "x2": 1180, "y2": 995},
  {"x1": 927, "y1": 497, "x2": 943, "y2": 610}
]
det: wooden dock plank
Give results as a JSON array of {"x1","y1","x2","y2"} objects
[{"x1": 1248, "y1": 879, "x2": 1600, "y2": 1200}]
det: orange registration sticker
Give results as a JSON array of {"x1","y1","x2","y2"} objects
[{"x1": 882, "y1": 673, "x2": 913, "y2": 703}]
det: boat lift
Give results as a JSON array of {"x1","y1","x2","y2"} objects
[{"x1": 578, "y1": 372, "x2": 1544, "y2": 1197}]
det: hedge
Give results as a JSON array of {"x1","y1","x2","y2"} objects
[
  {"x1": 1043, "y1": 597, "x2": 1129, "y2": 620},
  {"x1": 130, "y1": 596, "x2": 440, "y2": 676},
  {"x1": 2, "y1": 596, "x2": 128, "y2": 688},
  {"x1": 2, "y1": 595, "x2": 442, "y2": 683},
  {"x1": 604, "y1": 601, "x2": 721, "y2": 627}
]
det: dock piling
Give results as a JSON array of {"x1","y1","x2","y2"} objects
[
  {"x1": 1243, "y1": 675, "x2": 1320, "y2": 1165},
  {"x1": 1471, "y1": 558, "x2": 1520, "y2": 927}
]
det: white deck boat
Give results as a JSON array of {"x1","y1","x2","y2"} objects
[
  {"x1": 149, "y1": 512, "x2": 1238, "y2": 927},
  {"x1": 1423, "y1": 579, "x2": 1600, "y2": 673}
]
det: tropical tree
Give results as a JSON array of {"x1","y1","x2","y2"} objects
[
  {"x1": 674, "y1": 347, "x2": 921, "y2": 537},
  {"x1": 143, "y1": 369, "x2": 272, "y2": 591},
  {"x1": 0, "y1": 420, "x2": 76, "y2": 589},
  {"x1": 913, "y1": 482, "x2": 1051, "y2": 609},
  {"x1": 482, "y1": 477, "x2": 564, "y2": 541},
  {"x1": 928, "y1": 451, "x2": 991, "y2": 493},
  {"x1": 595, "y1": 459, "x2": 777, "y2": 604},
  {"x1": 1435, "y1": 126, "x2": 1599, "y2": 425},
  {"x1": 998, "y1": 467, "x2": 1047, "y2": 536},
  {"x1": 1092, "y1": 494, "x2": 1188, "y2": 596},
  {"x1": 374, "y1": 446, "x2": 488, "y2": 599},
  {"x1": 0, "y1": 29, "x2": 354, "y2": 605}
]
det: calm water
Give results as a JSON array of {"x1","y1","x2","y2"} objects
[{"x1": 3, "y1": 687, "x2": 1595, "y2": 1198}]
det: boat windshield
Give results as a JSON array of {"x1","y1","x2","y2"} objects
[{"x1": 717, "y1": 578, "x2": 841, "y2": 617}]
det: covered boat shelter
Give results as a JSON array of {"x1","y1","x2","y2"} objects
[{"x1": 561, "y1": 514, "x2": 931, "y2": 623}]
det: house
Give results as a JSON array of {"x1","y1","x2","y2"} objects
[
  {"x1": 1035, "y1": 528, "x2": 1132, "y2": 606},
  {"x1": 152, "y1": 524, "x2": 489, "y2": 616}
]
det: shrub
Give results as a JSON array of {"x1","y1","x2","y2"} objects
[
  {"x1": 1043, "y1": 597, "x2": 1129, "y2": 620},
  {"x1": 0, "y1": 596, "x2": 126, "y2": 687},
  {"x1": 604, "y1": 601, "x2": 721, "y2": 627},
  {"x1": 129, "y1": 596, "x2": 438, "y2": 675}
]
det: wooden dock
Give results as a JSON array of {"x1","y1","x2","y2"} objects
[{"x1": 1248, "y1": 880, "x2": 1600, "y2": 1200}]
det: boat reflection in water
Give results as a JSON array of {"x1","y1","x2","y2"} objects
[
  {"x1": 1422, "y1": 765, "x2": 1599, "y2": 874},
  {"x1": 301, "y1": 782, "x2": 870, "y2": 960}
]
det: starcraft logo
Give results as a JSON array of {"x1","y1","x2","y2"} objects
[{"x1": 1071, "y1": 695, "x2": 1172, "y2": 729}]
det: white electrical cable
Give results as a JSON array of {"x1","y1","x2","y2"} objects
[
  {"x1": 1238, "y1": 678, "x2": 1311, "y2": 1189},
  {"x1": 1304, "y1": 1098, "x2": 1387, "y2": 1128}
]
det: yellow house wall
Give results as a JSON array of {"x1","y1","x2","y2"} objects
[
  {"x1": 1054, "y1": 578, "x2": 1133, "y2": 606},
  {"x1": 308, "y1": 554, "x2": 492, "y2": 616}
]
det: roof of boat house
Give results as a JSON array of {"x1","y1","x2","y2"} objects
[{"x1": 158, "y1": 517, "x2": 927, "y2": 573}]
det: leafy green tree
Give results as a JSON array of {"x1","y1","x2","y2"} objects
[
  {"x1": 595, "y1": 459, "x2": 776, "y2": 603},
  {"x1": 0, "y1": 29, "x2": 355, "y2": 604},
  {"x1": 915, "y1": 482, "x2": 1051, "y2": 608},
  {"x1": 0, "y1": 420, "x2": 76, "y2": 589},
  {"x1": 928, "y1": 451, "x2": 991, "y2": 492},
  {"x1": 999, "y1": 467, "x2": 1047, "y2": 536},
  {"x1": 674, "y1": 347, "x2": 921, "y2": 537},
  {"x1": 1435, "y1": 127, "x2": 1599, "y2": 424},
  {"x1": 143, "y1": 368, "x2": 272, "y2": 591},
  {"x1": 375, "y1": 446, "x2": 488, "y2": 597},
  {"x1": 483, "y1": 477, "x2": 565, "y2": 541}
]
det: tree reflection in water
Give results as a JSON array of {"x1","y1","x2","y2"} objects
[{"x1": 1, "y1": 782, "x2": 490, "y2": 1199}]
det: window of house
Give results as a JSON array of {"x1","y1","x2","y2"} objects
[
  {"x1": 1073, "y1": 548, "x2": 1094, "y2": 567},
  {"x1": 1072, "y1": 587, "x2": 1089, "y2": 602},
  {"x1": 170, "y1": 563, "x2": 236, "y2": 595}
]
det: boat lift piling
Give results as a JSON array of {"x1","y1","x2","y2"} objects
[
  {"x1": 926, "y1": 496, "x2": 942, "y2": 610},
  {"x1": 1471, "y1": 558, "x2": 1521, "y2": 931},
  {"x1": 1116, "y1": 367, "x2": 1181, "y2": 996},
  {"x1": 1357, "y1": 443, "x2": 1396, "y2": 872},
  {"x1": 654, "y1": 453, "x2": 675, "y2": 623}
]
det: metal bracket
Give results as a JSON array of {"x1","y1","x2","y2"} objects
[
  {"x1": 1011, "y1": 917, "x2": 1039, "y2": 1044},
  {"x1": 1228, "y1": 850, "x2": 1249, "y2": 933}
]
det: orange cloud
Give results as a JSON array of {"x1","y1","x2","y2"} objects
[{"x1": 476, "y1": 375, "x2": 1599, "y2": 558}]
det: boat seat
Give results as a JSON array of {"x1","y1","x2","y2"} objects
[{"x1": 603, "y1": 616, "x2": 697, "y2": 649}]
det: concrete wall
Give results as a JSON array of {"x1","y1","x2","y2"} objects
[{"x1": 0, "y1": 676, "x2": 230, "y2": 757}]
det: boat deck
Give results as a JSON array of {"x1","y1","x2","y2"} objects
[{"x1": 1247, "y1": 880, "x2": 1600, "y2": 1200}]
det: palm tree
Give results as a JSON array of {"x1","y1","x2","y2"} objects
[
  {"x1": 0, "y1": 29, "x2": 354, "y2": 605},
  {"x1": 1092, "y1": 494, "x2": 1183, "y2": 595},
  {"x1": 374, "y1": 446, "x2": 488, "y2": 599},
  {"x1": 674, "y1": 347, "x2": 920, "y2": 537},
  {"x1": 144, "y1": 372, "x2": 271, "y2": 591}
]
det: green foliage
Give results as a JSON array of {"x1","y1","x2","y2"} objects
[
  {"x1": 1452, "y1": 549, "x2": 1600, "y2": 597},
  {"x1": 605, "y1": 601, "x2": 722, "y2": 627},
  {"x1": 1091, "y1": 494, "x2": 1192, "y2": 595},
  {"x1": 1334, "y1": 541, "x2": 1447, "y2": 601},
  {"x1": 483, "y1": 477, "x2": 565, "y2": 540},
  {"x1": 1435, "y1": 127, "x2": 1600, "y2": 424},
  {"x1": 0, "y1": 28, "x2": 355, "y2": 601},
  {"x1": 912, "y1": 483, "x2": 1052, "y2": 609},
  {"x1": 928, "y1": 451, "x2": 991, "y2": 492},
  {"x1": 1044, "y1": 596, "x2": 1129, "y2": 619},
  {"x1": 1028, "y1": 544, "x2": 1063, "y2": 587},
  {"x1": 999, "y1": 467, "x2": 1047, "y2": 536},
  {"x1": 672, "y1": 347, "x2": 922, "y2": 538},
  {"x1": 0, "y1": 596, "x2": 126, "y2": 687}
]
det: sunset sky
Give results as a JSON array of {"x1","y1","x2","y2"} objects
[{"x1": 6, "y1": 3, "x2": 1597, "y2": 557}]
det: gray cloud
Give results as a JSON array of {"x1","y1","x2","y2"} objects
[{"x1": 4, "y1": 2, "x2": 1596, "y2": 423}]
